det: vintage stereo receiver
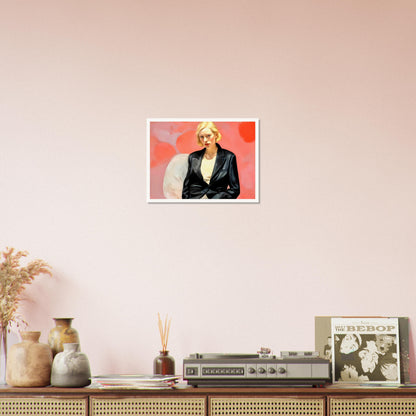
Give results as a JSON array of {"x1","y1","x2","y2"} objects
[{"x1": 183, "y1": 351, "x2": 331, "y2": 387}]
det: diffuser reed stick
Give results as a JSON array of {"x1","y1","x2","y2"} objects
[{"x1": 158, "y1": 313, "x2": 171, "y2": 352}]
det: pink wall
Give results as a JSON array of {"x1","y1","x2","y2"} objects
[{"x1": 1, "y1": 0, "x2": 416, "y2": 381}]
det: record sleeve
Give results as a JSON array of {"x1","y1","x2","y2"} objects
[
  {"x1": 331, "y1": 317, "x2": 400, "y2": 384},
  {"x1": 315, "y1": 316, "x2": 409, "y2": 384}
]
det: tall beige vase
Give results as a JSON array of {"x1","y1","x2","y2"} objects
[
  {"x1": 48, "y1": 318, "x2": 80, "y2": 357},
  {"x1": 6, "y1": 331, "x2": 53, "y2": 387}
]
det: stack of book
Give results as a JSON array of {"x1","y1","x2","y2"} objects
[{"x1": 89, "y1": 374, "x2": 180, "y2": 389}]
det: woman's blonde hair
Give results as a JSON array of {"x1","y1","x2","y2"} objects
[{"x1": 195, "y1": 121, "x2": 222, "y2": 147}]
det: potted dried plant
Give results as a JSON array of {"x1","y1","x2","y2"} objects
[
  {"x1": 0, "y1": 247, "x2": 52, "y2": 383},
  {"x1": 153, "y1": 313, "x2": 175, "y2": 375}
]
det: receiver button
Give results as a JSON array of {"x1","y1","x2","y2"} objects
[{"x1": 186, "y1": 367, "x2": 198, "y2": 376}]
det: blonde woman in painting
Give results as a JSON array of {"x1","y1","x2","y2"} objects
[{"x1": 182, "y1": 121, "x2": 240, "y2": 199}]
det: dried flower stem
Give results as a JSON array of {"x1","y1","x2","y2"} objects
[
  {"x1": 158, "y1": 313, "x2": 171, "y2": 352},
  {"x1": 0, "y1": 247, "x2": 52, "y2": 331}
]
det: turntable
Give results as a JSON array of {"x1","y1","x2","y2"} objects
[{"x1": 183, "y1": 351, "x2": 331, "y2": 387}]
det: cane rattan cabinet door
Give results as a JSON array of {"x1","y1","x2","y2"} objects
[
  {"x1": 330, "y1": 397, "x2": 416, "y2": 416},
  {"x1": 90, "y1": 396, "x2": 206, "y2": 416},
  {"x1": 210, "y1": 397, "x2": 325, "y2": 416},
  {"x1": 0, "y1": 396, "x2": 87, "y2": 416}
]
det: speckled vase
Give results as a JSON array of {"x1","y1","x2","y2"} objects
[
  {"x1": 48, "y1": 318, "x2": 80, "y2": 357},
  {"x1": 51, "y1": 343, "x2": 91, "y2": 387},
  {"x1": 6, "y1": 331, "x2": 52, "y2": 387}
]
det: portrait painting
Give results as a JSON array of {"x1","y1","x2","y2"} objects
[{"x1": 147, "y1": 118, "x2": 259, "y2": 203}]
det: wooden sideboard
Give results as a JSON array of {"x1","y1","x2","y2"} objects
[{"x1": 2, "y1": 385, "x2": 416, "y2": 416}]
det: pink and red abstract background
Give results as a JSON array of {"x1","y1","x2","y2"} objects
[{"x1": 149, "y1": 120, "x2": 257, "y2": 200}]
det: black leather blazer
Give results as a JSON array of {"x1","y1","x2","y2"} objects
[{"x1": 182, "y1": 144, "x2": 240, "y2": 199}]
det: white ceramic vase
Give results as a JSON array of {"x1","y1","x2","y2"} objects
[{"x1": 51, "y1": 343, "x2": 91, "y2": 387}]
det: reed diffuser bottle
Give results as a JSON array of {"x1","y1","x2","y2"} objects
[{"x1": 153, "y1": 313, "x2": 175, "y2": 375}]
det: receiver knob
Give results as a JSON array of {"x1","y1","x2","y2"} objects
[
  {"x1": 278, "y1": 367, "x2": 286, "y2": 374},
  {"x1": 268, "y1": 368, "x2": 276, "y2": 374},
  {"x1": 258, "y1": 367, "x2": 266, "y2": 374},
  {"x1": 248, "y1": 367, "x2": 256, "y2": 374}
]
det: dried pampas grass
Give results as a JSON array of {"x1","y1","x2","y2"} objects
[{"x1": 0, "y1": 247, "x2": 52, "y2": 331}]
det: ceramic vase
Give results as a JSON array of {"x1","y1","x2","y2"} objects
[
  {"x1": 6, "y1": 331, "x2": 52, "y2": 387},
  {"x1": 48, "y1": 318, "x2": 80, "y2": 357},
  {"x1": 51, "y1": 343, "x2": 91, "y2": 387},
  {"x1": 153, "y1": 350, "x2": 175, "y2": 375}
]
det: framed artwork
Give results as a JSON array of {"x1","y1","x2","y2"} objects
[{"x1": 146, "y1": 118, "x2": 259, "y2": 203}]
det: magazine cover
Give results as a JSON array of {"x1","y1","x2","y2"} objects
[{"x1": 331, "y1": 317, "x2": 401, "y2": 384}]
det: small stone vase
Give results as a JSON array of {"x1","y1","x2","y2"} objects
[
  {"x1": 48, "y1": 318, "x2": 80, "y2": 357},
  {"x1": 51, "y1": 343, "x2": 91, "y2": 387},
  {"x1": 153, "y1": 350, "x2": 175, "y2": 375},
  {"x1": 6, "y1": 331, "x2": 52, "y2": 387}
]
